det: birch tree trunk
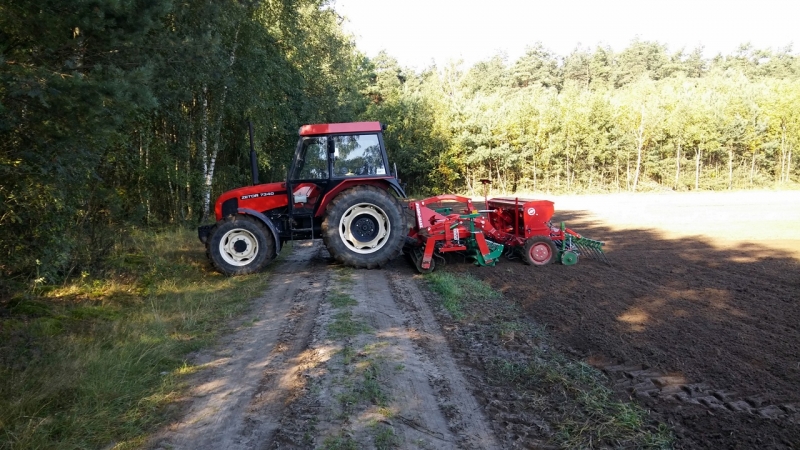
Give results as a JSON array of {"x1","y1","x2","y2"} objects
[
  {"x1": 675, "y1": 141, "x2": 681, "y2": 189},
  {"x1": 728, "y1": 147, "x2": 733, "y2": 190},
  {"x1": 626, "y1": 153, "x2": 630, "y2": 191},
  {"x1": 201, "y1": 28, "x2": 241, "y2": 222},
  {"x1": 632, "y1": 107, "x2": 645, "y2": 192},
  {"x1": 695, "y1": 148, "x2": 702, "y2": 190},
  {"x1": 200, "y1": 85, "x2": 214, "y2": 221}
]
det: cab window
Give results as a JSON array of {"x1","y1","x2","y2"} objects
[
  {"x1": 332, "y1": 134, "x2": 386, "y2": 177},
  {"x1": 292, "y1": 137, "x2": 328, "y2": 179}
]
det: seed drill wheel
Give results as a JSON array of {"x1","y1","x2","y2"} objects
[
  {"x1": 412, "y1": 247, "x2": 435, "y2": 274},
  {"x1": 208, "y1": 215, "x2": 275, "y2": 275},
  {"x1": 523, "y1": 236, "x2": 557, "y2": 266},
  {"x1": 322, "y1": 186, "x2": 406, "y2": 269},
  {"x1": 560, "y1": 250, "x2": 579, "y2": 266}
]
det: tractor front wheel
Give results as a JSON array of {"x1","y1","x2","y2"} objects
[
  {"x1": 322, "y1": 186, "x2": 406, "y2": 269},
  {"x1": 208, "y1": 215, "x2": 275, "y2": 275},
  {"x1": 523, "y1": 236, "x2": 557, "y2": 266}
]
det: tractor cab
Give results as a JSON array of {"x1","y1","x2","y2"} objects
[{"x1": 284, "y1": 122, "x2": 405, "y2": 240}]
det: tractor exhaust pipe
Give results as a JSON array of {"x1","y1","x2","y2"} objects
[{"x1": 247, "y1": 119, "x2": 259, "y2": 186}]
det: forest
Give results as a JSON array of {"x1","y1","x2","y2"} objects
[{"x1": 1, "y1": 0, "x2": 799, "y2": 288}]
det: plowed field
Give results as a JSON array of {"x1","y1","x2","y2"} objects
[{"x1": 465, "y1": 190, "x2": 800, "y2": 449}]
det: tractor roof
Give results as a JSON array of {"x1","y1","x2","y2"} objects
[{"x1": 299, "y1": 121, "x2": 383, "y2": 136}]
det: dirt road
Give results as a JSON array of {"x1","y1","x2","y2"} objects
[{"x1": 151, "y1": 241, "x2": 499, "y2": 449}]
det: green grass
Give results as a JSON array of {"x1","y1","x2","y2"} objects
[
  {"x1": 333, "y1": 266, "x2": 356, "y2": 285},
  {"x1": 335, "y1": 359, "x2": 390, "y2": 418},
  {"x1": 322, "y1": 432, "x2": 359, "y2": 450},
  {"x1": 327, "y1": 311, "x2": 370, "y2": 338},
  {"x1": 0, "y1": 228, "x2": 280, "y2": 449},
  {"x1": 483, "y1": 326, "x2": 674, "y2": 448},
  {"x1": 425, "y1": 271, "x2": 500, "y2": 319},
  {"x1": 328, "y1": 291, "x2": 358, "y2": 308},
  {"x1": 372, "y1": 423, "x2": 400, "y2": 449}
]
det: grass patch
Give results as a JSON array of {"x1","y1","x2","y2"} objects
[
  {"x1": 425, "y1": 271, "x2": 499, "y2": 319},
  {"x1": 336, "y1": 360, "x2": 389, "y2": 417},
  {"x1": 359, "y1": 362, "x2": 389, "y2": 407},
  {"x1": 0, "y1": 228, "x2": 281, "y2": 449},
  {"x1": 327, "y1": 311, "x2": 370, "y2": 338},
  {"x1": 334, "y1": 266, "x2": 355, "y2": 281},
  {"x1": 339, "y1": 345, "x2": 356, "y2": 365},
  {"x1": 328, "y1": 291, "x2": 357, "y2": 308},
  {"x1": 372, "y1": 423, "x2": 400, "y2": 449},
  {"x1": 322, "y1": 432, "x2": 359, "y2": 450},
  {"x1": 484, "y1": 329, "x2": 673, "y2": 448}
]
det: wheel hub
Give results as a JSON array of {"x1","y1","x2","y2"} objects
[
  {"x1": 233, "y1": 239, "x2": 248, "y2": 253},
  {"x1": 530, "y1": 243, "x2": 551, "y2": 263},
  {"x1": 219, "y1": 228, "x2": 259, "y2": 266},
  {"x1": 352, "y1": 215, "x2": 378, "y2": 242},
  {"x1": 339, "y1": 203, "x2": 390, "y2": 254}
]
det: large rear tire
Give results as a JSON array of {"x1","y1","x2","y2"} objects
[
  {"x1": 208, "y1": 215, "x2": 275, "y2": 275},
  {"x1": 322, "y1": 186, "x2": 406, "y2": 269}
]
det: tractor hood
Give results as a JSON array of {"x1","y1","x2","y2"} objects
[{"x1": 214, "y1": 181, "x2": 288, "y2": 221}]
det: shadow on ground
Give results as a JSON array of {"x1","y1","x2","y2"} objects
[{"x1": 457, "y1": 210, "x2": 800, "y2": 449}]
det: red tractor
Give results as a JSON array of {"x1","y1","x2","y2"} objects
[{"x1": 198, "y1": 122, "x2": 408, "y2": 275}]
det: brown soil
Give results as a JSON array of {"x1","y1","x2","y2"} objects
[{"x1": 465, "y1": 190, "x2": 800, "y2": 449}]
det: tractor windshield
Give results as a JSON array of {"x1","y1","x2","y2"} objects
[{"x1": 332, "y1": 134, "x2": 386, "y2": 177}]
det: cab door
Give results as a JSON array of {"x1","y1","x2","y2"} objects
[{"x1": 287, "y1": 136, "x2": 331, "y2": 222}]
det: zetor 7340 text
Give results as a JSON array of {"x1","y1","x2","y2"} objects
[{"x1": 197, "y1": 121, "x2": 607, "y2": 275}]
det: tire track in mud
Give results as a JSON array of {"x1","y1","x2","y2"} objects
[
  {"x1": 151, "y1": 242, "x2": 328, "y2": 450},
  {"x1": 386, "y1": 270, "x2": 499, "y2": 449},
  {"x1": 272, "y1": 260, "x2": 499, "y2": 449},
  {"x1": 600, "y1": 363, "x2": 800, "y2": 424}
]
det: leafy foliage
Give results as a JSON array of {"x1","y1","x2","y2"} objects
[
  {"x1": 366, "y1": 43, "x2": 800, "y2": 197},
  {"x1": 1, "y1": 0, "x2": 368, "y2": 287},
  {"x1": 2, "y1": 9, "x2": 799, "y2": 289}
]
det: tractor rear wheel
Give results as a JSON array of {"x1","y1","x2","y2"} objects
[
  {"x1": 523, "y1": 236, "x2": 557, "y2": 266},
  {"x1": 322, "y1": 186, "x2": 406, "y2": 269},
  {"x1": 208, "y1": 215, "x2": 275, "y2": 275}
]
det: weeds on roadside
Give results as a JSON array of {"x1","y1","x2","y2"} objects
[
  {"x1": 372, "y1": 422, "x2": 400, "y2": 449},
  {"x1": 332, "y1": 265, "x2": 355, "y2": 286},
  {"x1": 425, "y1": 271, "x2": 499, "y2": 319},
  {"x1": 327, "y1": 311, "x2": 370, "y2": 338},
  {"x1": 328, "y1": 291, "x2": 357, "y2": 308},
  {"x1": 0, "y1": 228, "x2": 278, "y2": 449},
  {"x1": 336, "y1": 359, "x2": 389, "y2": 414},
  {"x1": 322, "y1": 432, "x2": 359, "y2": 450}
]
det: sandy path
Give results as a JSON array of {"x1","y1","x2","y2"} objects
[
  {"x1": 151, "y1": 242, "x2": 498, "y2": 449},
  {"x1": 151, "y1": 242, "x2": 328, "y2": 449}
]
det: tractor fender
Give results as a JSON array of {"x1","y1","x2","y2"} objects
[
  {"x1": 314, "y1": 178, "x2": 407, "y2": 218},
  {"x1": 385, "y1": 178, "x2": 407, "y2": 198},
  {"x1": 237, "y1": 208, "x2": 282, "y2": 258}
]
